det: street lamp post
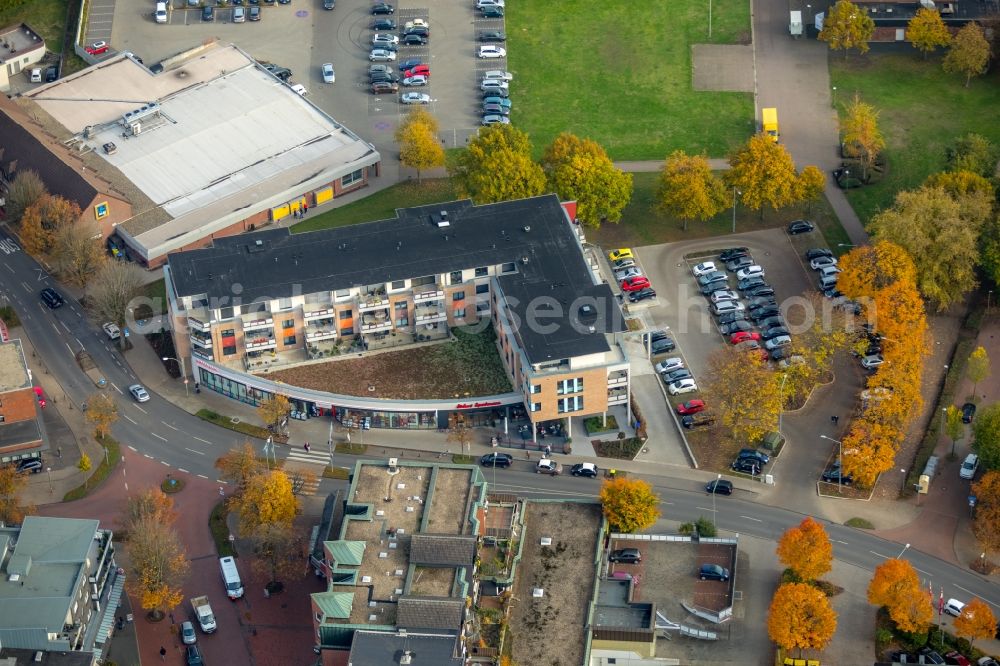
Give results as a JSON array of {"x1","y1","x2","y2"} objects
[
  {"x1": 46, "y1": 467, "x2": 52, "y2": 494},
  {"x1": 162, "y1": 356, "x2": 189, "y2": 397},
  {"x1": 819, "y1": 434, "x2": 843, "y2": 493},
  {"x1": 731, "y1": 187, "x2": 740, "y2": 234},
  {"x1": 897, "y1": 543, "x2": 911, "y2": 559},
  {"x1": 712, "y1": 473, "x2": 721, "y2": 518}
]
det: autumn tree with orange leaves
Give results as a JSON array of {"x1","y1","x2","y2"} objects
[
  {"x1": 867, "y1": 558, "x2": 932, "y2": 635},
  {"x1": 971, "y1": 471, "x2": 1000, "y2": 559},
  {"x1": 599, "y1": 477, "x2": 661, "y2": 533},
  {"x1": 777, "y1": 517, "x2": 833, "y2": 582},
  {"x1": 953, "y1": 598, "x2": 997, "y2": 648},
  {"x1": 122, "y1": 489, "x2": 189, "y2": 619},
  {"x1": 767, "y1": 582, "x2": 838, "y2": 657}
]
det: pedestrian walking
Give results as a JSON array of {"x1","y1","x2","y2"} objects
[
  {"x1": 160, "y1": 646, "x2": 167, "y2": 661},
  {"x1": 219, "y1": 486, "x2": 225, "y2": 498},
  {"x1": 831, "y1": 415, "x2": 839, "y2": 425}
]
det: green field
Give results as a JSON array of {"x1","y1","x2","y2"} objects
[
  {"x1": 0, "y1": 0, "x2": 69, "y2": 52},
  {"x1": 831, "y1": 54, "x2": 1000, "y2": 224},
  {"x1": 507, "y1": 0, "x2": 755, "y2": 160},
  {"x1": 292, "y1": 180, "x2": 460, "y2": 233}
]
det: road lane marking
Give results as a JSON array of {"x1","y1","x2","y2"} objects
[
  {"x1": 123, "y1": 415, "x2": 137, "y2": 424},
  {"x1": 913, "y1": 565, "x2": 930, "y2": 576},
  {"x1": 144, "y1": 454, "x2": 154, "y2": 459},
  {"x1": 833, "y1": 539, "x2": 849, "y2": 545},
  {"x1": 197, "y1": 474, "x2": 209, "y2": 479},
  {"x1": 696, "y1": 506, "x2": 716, "y2": 513},
  {"x1": 162, "y1": 421, "x2": 178, "y2": 430},
  {"x1": 65, "y1": 342, "x2": 75, "y2": 357},
  {"x1": 151, "y1": 433, "x2": 167, "y2": 442},
  {"x1": 193, "y1": 436, "x2": 211, "y2": 444},
  {"x1": 4, "y1": 265, "x2": 12, "y2": 274},
  {"x1": 111, "y1": 383, "x2": 123, "y2": 394},
  {"x1": 954, "y1": 584, "x2": 975, "y2": 596},
  {"x1": 61, "y1": 320, "x2": 71, "y2": 333},
  {"x1": 160, "y1": 460, "x2": 170, "y2": 466},
  {"x1": 178, "y1": 468, "x2": 189, "y2": 473},
  {"x1": 184, "y1": 448, "x2": 205, "y2": 455},
  {"x1": 134, "y1": 405, "x2": 147, "y2": 414},
  {"x1": 739, "y1": 515, "x2": 763, "y2": 522},
  {"x1": 76, "y1": 337, "x2": 84, "y2": 348},
  {"x1": 52, "y1": 322, "x2": 60, "y2": 334},
  {"x1": 128, "y1": 445, "x2": 138, "y2": 452}
]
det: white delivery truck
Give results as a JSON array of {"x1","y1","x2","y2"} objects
[
  {"x1": 190, "y1": 596, "x2": 217, "y2": 633},
  {"x1": 220, "y1": 556, "x2": 244, "y2": 600}
]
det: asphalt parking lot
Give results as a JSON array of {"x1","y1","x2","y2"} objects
[{"x1": 109, "y1": 0, "x2": 499, "y2": 160}]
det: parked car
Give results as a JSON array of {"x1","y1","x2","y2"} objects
[
  {"x1": 719, "y1": 247, "x2": 749, "y2": 262},
  {"x1": 860, "y1": 354, "x2": 884, "y2": 369},
  {"x1": 730, "y1": 331, "x2": 761, "y2": 345},
  {"x1": 764, "y1": 335, "x2": 791, "y2": 350},
  {"x1": 614, "y1": 266, "x2": 643, "y2": 281},
  {"x1": 649, "y1": 334, "x2": 675, "y2": 353},
  {"x1": 372, "y1": 18, "x2": 396, "y2": 30},
  {"x1": 401, "y1": 34, "x2": 428, "y2": 45},
  {"x1": 757, "y1": 315, "x2": 785, "y2": 331},
  {"x1": 737, "y1": 276, "x2": 766, "y2": 292},
  {"x1": 943, "y1": 651, "x2": 972, "y2": 666},
  {"x1": 667, "y1": 378, "x2": 698, "y2": 395},
  {"x1": 201, "y1": 5, "x2": 214, "y2": 20},
  {"x1": 402, "y1": 75, "x2": 428, "y2": 86},
  {"x1": 321, "y1": 62, "x2": 335, "y2": 83},
  {"x1": 483, "y1": 70, "x2": 513, "y2": 81},
  {"x1": 16, "y1": 459, "x2": 43, "y2": 474},
  {"x1": 248, "y1": 5, "x2": 261, "y2": 19},
  {"x1": 960, "y1": 453, "x2": 979, "y2": 480},
  {"x1": 747, "y1": 296, "x2": 776, "y2": 310},
  {"x1": 535, "y1": 459, "x2": 562, "y2": 475},
  {"x1": 662, "y1": 369, "x2": 693, "y2": 384},
  {"x1": 608, "y1": 248, "x2": 633, "y2": 262},
  {"x1": 571, "y1": 462, "x2": 599, "y2": 478},
  {"x1": 654, "y1": 357, "x2": 684, "y2": 374},
  {"x1": 480, "y1": 5, "x2": 504, "y2": 17},
  {"x1": 398, "y1": 57, "x2": 422, "y2": 71},
  {"x1": 480, "y1": 453, "x2": 512, "y2": 468},
  {"x1": 480, "y1": 79, "x2": 508, "y2": 92},
  {"x1": 129, "y1": 384, "x2": 150, "y2": 402},
  {"x1": 481, "y1": 115, "x2": 510, "y2": 126},
  {"x1": 818, "y1": 264, "x2": 842, "y2": 278},
  {"x1": 806, "y1": 248, "x2": 833, "y2": 260},
  {"x1": 712, "y1": 300, "x2": 745, "y2": 316},
  {"x1": 709, "y1": 289, "x2": 740, "y2": 304},
  {"x1": 181, "y1": 621, "x2": 197, "y2": 645},
  {"x1": 761, "y1": 326, "x2": 789, "y2": 341},
  {"x1": 479, "y1": 30, "x2": 506, "y2": 42},
  {"x1": 717, "y1": 311, "x2": 746, "y2": 326},
  {"x1": 186, "y1": 645, "x2": 204, "y2": 666},
  {"x1": 720, "y1": 319, "x2": 753, "y2": 335},
  {"x1": 611, "y1": 258, "x2": 634, "y2": 270},
  {"x1": 699, "y1": 563, "x2": 730, "y2": 581},
  {"x1": 405, "y1": 64, "x2": 430, "y2": 77},
  {"x1": 478, "y1": 45, "x2": 507, "y2": 58},
  {"x1": 85, "y1": 41, "x2": 109, "y2": 55},
  {"x1": 400, "y1": 92, "x2": 430, "y2": 104},
  {"x1": 45, "y1": 65, "x2": 58, "y2": 82},
  {"x1": 676, "y1": 399, "x2": 705, "y2": 415},
  {"x1": 692, "y1": 261, "x2": 717, "y2": 276},
  {"x1": 810, "y1": 256, "x2": 838, "y2": 270},
  {"x1": 682, "y1": 414, "x2": 716, "y2": 429},
  {"x1": 697, "y1": 271, "x2": 728, "y2": 287},
  {"x1": 731, "y1": 457, "x2": 761, "y2": 474},
  {"x1": 705, "y1": 479, "x2": 733, "y2": 495},
  {"x1": 103, "y1": 322, "x2": 121, "y2": 340},
  {"x1": 369, "y1": 49, "x2": 397, "y2": 62},
  {"x1": 726, "y1": 256, "x2": 754, "y2": 272},
  {"x1": 750, "y1": 306, "x2": 780, "y2": 322},
  {"x1": 736, "y1": 265, "x2": 765, "y2": 281},
  {"x1": 628, "y1": 287, "x2": 656, "y2": 303},
  {"x1": 918, "y1": 649, "x2": 946, "y2": 665},
  {"x1": 962, "y1": 402, "x2": 976, "y2": 423},
  {"x1": 738, "y1": 448, "x2": 770, "y2": 465},
  {"x1": 370, "y1": 2, "x2": 394, "y2": 14},
  {"x1": 371, "y1": 81, "x2": 398, "y2": 93},
  {"x1": 608, "y1": 548, "x2": 641, "y2": 564},
  {"x1": 788, "y1": 220, "x2": 815, "y2": 234},
  {"x1": 821, "y1": 465, "x2": 853, "y2": 485},
  {"x1": 621, "y1": 277, "x2": 651, "y2": 292}
]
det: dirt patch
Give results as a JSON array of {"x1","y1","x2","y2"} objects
[
  {"x1": 510, "y1": 502, "x2": 601, "y2": 666},
  {"x1": 262, "y1": 328, "x2": 511, "y2": 399}
]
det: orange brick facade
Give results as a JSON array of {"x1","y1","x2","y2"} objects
[{"x1": 0, "y1": 387, "x2": 36, "y2": 423}]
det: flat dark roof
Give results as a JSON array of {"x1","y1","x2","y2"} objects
[
  {"x1": 0, "y1": 419, "x2": 41, "y2": 451},
  {"x1": 347, "y1": 631, "x2": 462, "y2": 666},
  {"x1": 168, "y1": 194, "x2": 624, "y2": 363}
]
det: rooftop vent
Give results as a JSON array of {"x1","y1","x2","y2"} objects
[
  {"x1": 523, "y1": 225, "x2": 531, "y2": 232},
  {"x1": 432, "y1": 210, "x2": 450, "y2": 228},
  {"x1": 521, "y1": 256, "x2": 529, "y2": 264},
  {"x1": 8, "y1": 573, "x2": 20, "y2": 582},
  {"x1": 399, "y1": 651, "x2": 412, "y2": 665}
]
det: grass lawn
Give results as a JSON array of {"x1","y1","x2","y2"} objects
[
  {"x1": 265, "y1": 327, "x2": 511, "y2": 399},
  {"x1": 831, "y1": 54, "x2": 1000, "y2": 224},
  {"x1": 507, "y1": 0, "x2": 754, "y2": 160},
  {"x1": 0, "y1": 0, "x2": 69, "y2": 52},
  {"x1": 292, "y1": 180, "x2": 460, "y2": 234},
  {"x1": 590, "y1": 172, "x2": 849, "y2": 251}
]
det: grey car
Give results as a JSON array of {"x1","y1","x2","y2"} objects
[
  {"x1": 662, "y1": 369, "x2": 693, "y2": 384},
  {"x1": 697, "y1": 271, "x2": 728, "y2": 287},
  {"x1": 720, "y1": 319, "x2": 753, "y2": 335}
]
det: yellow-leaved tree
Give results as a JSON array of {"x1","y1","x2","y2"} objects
[
  {"x1": 767, "y1": 582, "x2": 838, "y2": 657},
  {"x1": 450, "y1": 124, "x2": 546, "y2": 204},
  {"x1": 841, "y1": 94, "x2": 885, "y2": 182},
  {"x1": 654, "y1": 150, "x2": 728, "y2": 231},
  {"x1": 215, "y1": 441, "x2": 267, "y2": 496},
  {"x1": 541, "y1": 132, "x2": 633, "y2": 229},
  {"x1": 726, "y1": 134, "x2": 800, "y2": 220},
  {"x1": 942, "y1": 22, "x2": 991, "y2": 87},
  {"x1": 954, "y1": 598, "x2": 997, "y2": 648},
  {"x1": 599, "y1": 477, "x2": 660, "y2": 533},
  {"x1": 122, "y1": 488, "x2": 189, "y2": 619},
  {"x1": 819, "y1": 0, "x2": 875, "y2": 58},
  {"x1": 85, "y1": 393, "x2": 119, "y2": 440},
  {"x1": 971, "y1": 472, "x2": 1000, "y2": 558},
  {"x1": 867, "y1": 558, "x2": 933, "y2": 634},
  {"x1": 257, "y1": 394, "x2": 290, "y2": 432},
  {"x1": 704, "y1": 348, "x2": 783, "y2": 443},
  {"x1": 395, "y1": 108, "x2": 445, "y2": 182},
  {"x1": 776, "y1": 517, "x2": 833, "y2": 582},
  {"x1": 0, "y1": 464, "x2": 34, "y2": 525},
  {"x1": 235, "y1": 469, "x2": 300, "y2": 535},
  {"x1": 906, "y1": 7, "x2": 952, "y2": 59}
]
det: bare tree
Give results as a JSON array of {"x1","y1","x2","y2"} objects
[
  {"x1": 3, "y1": 169, "x2": 46, "y2": 224},
  {"x1": 53, "y1": 221, "x2": 106, "y2": 286},
  {"x1": 86, "y1": 260, "x2": 147, "y2": 349}
]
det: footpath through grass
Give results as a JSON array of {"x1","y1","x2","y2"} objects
[
  {"x1": 831, "y1": 54, "x2": 1000, "y2": 224},
  {"x1": 507, "y1": 0, "x2": 754, "y2": 159}
]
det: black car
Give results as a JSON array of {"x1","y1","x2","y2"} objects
[
  {"x1": 699, "y1": 563, "x2": 730, "y2": 581},
  {"x1": 718, "y1": 247, "x2": 749, "y2": 262},
  {"x1": 683, "y1": 414, "x2": 716, "y2": 429},
  {"x1": 480, "y1": 453, "x2": 513, "y2": 468},
  {"x1": 372, "y1": 18, "x2": 395, "y2": 29},
  {"x1": 962, "y1": 402, "x2": 976, "y2": 424},
  {"x1": 649, "y1": 330, "x2": 671, "y2": 343},
  {"x1": 697, "y1": 271, "x2": 728, "y2": 287},
  {"x1": 570, "y1": 463, "x2": 599, "y2": 478},
  {"x1": 608, "y1": 548, "x2": 641, "y2": 564},
  {"x1": 738, "y1": 277, "x2": 766, "y2": 292},
  {"x1": 403, "y1": 25, "x2": 429, "y2": 37},
  {"x1": 770, "y1": 347, "x2": 791, "y2": 361},
  {"x1": 371, "y1": 2, "x2": 394, "y2": 14},
  {"x1": 726, "y1": 257, "x2": 753, "y2": 272},
  {"x1": 747, "y1": 296, "x2": 776, "y2": 310},
  {"x1": 821, "y1": 466, "x2": 853, "y2": 485},
  {"x1": 806, "y1": 248, "x2": 833, "y2": 260},
  {"x1": 705, "y1": 478, "x2": 733, "y2": 495},
  {"x1": 788, "y1": 220, "x2": 815, "y2": 235},
  {"x1": 201, "y1": 5, "x2": 214, "y2": 20},
  {"x1": 480, "y1": 87, "x2": 509, "y2": 99},
  {"x1": 628, "y1": 287, "x2": 656, "y2": 303},
  {"x1": 731, "y1": 458, "x2": 761, "y2": 474},
  {"x1": 720, "y1": 320, "x2": 752, "y2": 335},
  {"x1": 745, "y1": 285, "x2": 775, "y2": 298},
  {"x1": 918, "y1": 648, "x2": 945, "y2": 665},
  {"x1": 369, "y1": 72, "x2": 399, "y2": 83},
  {"x1": 40, "y1": 287, "x2": 64, "y2": 308},
  {"x1": 480, "y1": 5, "x2": 503, "y2": 17},
  {"x1": 761, "y1": 326, "x2": 789, "y2": 341},
  {"x1": 757, "y1": 315, "x2": 785, "y2": 331},
  {"x1": 322, "y1": 0, "x2": 334, "y2": 8},
  {"x1": 44, "y1": 66, "x2": 58, "y2": 82},
  {"x1": 738, "y1": 448, "x2": 769, "y2": 465},
  {"x1": 479, "y1": 30, "x2": 506, "y2": 42},
  {"x1": 401, "y1": 34, "x2": 428, "y2": 46},
  {"x1": 717, "y1": 311, "x2": 746, "y2": 326},
  {"x1": 651, "y1": 337, "x2": 676, "y2": 354},
  {"x1": 398, "y1": 57, "x2": 422, "y2": 71},
  {"x1": 186, "y1": 645, "x2": 204, "y2": 666},
  {"x1": 750, "y1": 306, "x2": 780, "y2": 322}
]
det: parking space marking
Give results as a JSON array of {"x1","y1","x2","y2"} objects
[
  {"x1": 152, "y1": 433, "x2": 167, "y2": 442},
  {"x1": 739, "y1": 515, "x2": 763, "y2": 522},
  {"x1": 123, "y1": 415, "x2": 137, "y2": 424}
]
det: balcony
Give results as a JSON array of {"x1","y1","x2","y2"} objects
[
  {"x1": 413, "y1": 287, "x2": 444, "y2": 303},
  {"x1": 415, "y1": 304, "x2": 447, "y2": 325},
  {"x1": 188, "y1": 315, "x2": 211, "y2": 333},
  {"x1": 608, "y1": 388, "x2": 628, "y2": 405},
  {"x1": 243, "y1": 316, "x2": 274, "y2": 332},
  {"x1": 306, "y1": 322, "x2": 338, "y2": 342},
  {"x1": 358, "y1": 292, "x2": 389, "y2": 312},
  {"x1": 303, "y1": 306, "x2": 335, "y2": 322},
  {"x1": 245, "y1": 332, "x2": 277, "y2": 350},
  {"x1": 190, "y1": 333, "x2": 213, "y2": 349},
  {"x1": 607, "y1": 370, "x2": 628, "y2": 387}
]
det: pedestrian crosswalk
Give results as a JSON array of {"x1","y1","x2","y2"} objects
[
  {"x1": 283, "y1": 448, "x2": 329, "y2": 496},
  {"x1": 286, "y1": 448, "x2": 330, "y2": 467}
]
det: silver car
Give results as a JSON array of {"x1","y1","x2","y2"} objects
[
  {"x1": 181, "y1": 621, "x2": 197, "y2": 645},
  {"x1": 369, "y1": 49, "x2": 397, "y2": 62}
]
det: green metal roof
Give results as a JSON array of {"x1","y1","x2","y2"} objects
[
  {"x1": 312, "y1": 591, "x2": 355, "y2": 620},
  {"x1": 327, "y1": 540, "x2": 365, "y2": 566}
]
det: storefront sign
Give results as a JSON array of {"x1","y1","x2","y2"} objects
[{"x1": 456, "y1": 401, "x2": 502, "y2": 409}]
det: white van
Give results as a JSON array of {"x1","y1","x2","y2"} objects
[
  {"x1": 220, "y1": 556, "x2": 244, "y2": 599},
  {"x1": 155, "y1": 2, "x2": 168, "y2": 22},
  {"x1": 29, "y1": 68, "x2": 42, "y2": 83}
]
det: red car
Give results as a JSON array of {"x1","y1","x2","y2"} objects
[
  {"x1": 621, "y1": 276, "x2": 651, "y2": 292},
  {"x1": 676, "y1": 400, "x2": 705, "y2": 415},
  {"x1": 33, "y1": 386, "x2": 46, "y2": 408},
  {"x1": 730, "y1": 331, "x2": 762, "y2": 345},
  {"x1": 404, "y1": 64, "x2": 430, "y2": 78},
  {"x1": 86, "y1": 41, "x2": 109, "y2": 55}
]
